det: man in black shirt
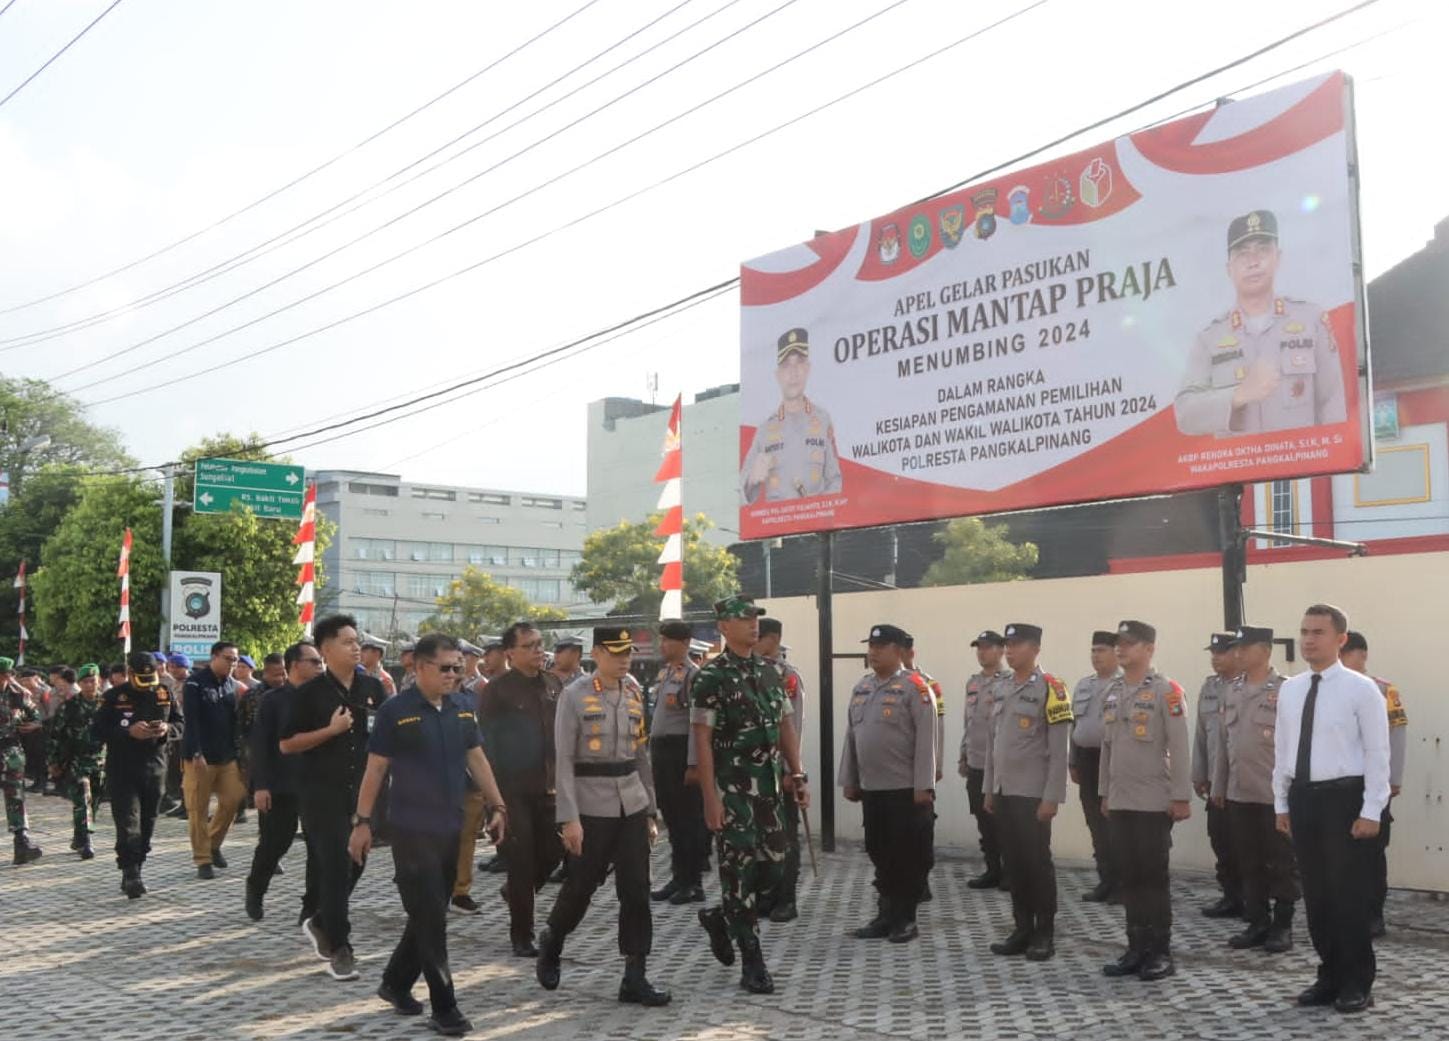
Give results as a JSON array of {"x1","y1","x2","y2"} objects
[
  {"x1": 279, "y1": 614, "x2": 383, "y2": 982},
  {"x1": 245, "y1": 641, "x2": 323, "y2": 922}
]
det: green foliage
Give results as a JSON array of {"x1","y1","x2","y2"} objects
[
  {"x1": 0, "y1": 376, "x2": 131, "y2": 496},
  {"x1": 420, "y1": 566, "x2": 566, "y2": 638},
  {"x1": 921, "y1": 517, "x2": 1038, "y2": 587},
  {"x1": 570, "y1": 513, "x2": 739, "y2": 616}
]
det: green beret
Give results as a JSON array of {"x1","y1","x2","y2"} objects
[{"x1": 77, "y1": 664, "x2": 100, "y2": 679}]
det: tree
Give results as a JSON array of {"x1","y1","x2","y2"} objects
[
  {"x1": 0, "y1": 466, "x2": 90, "y2": 660},
  {"x1": 571, "y1": 513, "x2": 739, "y2": 616},
  {"x1": 921, "y1": 517, "x2": 1038, "y2": 587},
  {"x1": 0, "y1": 376, "x2": 131, "y2": 496},
  {"x1": 420, "y1": 567, "x2": 566, "y2": 638}
]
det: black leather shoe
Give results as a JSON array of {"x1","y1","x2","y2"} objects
[
  {"x1": 211, "y1": 848, "x2": 228, "y2": 869},
  {"x1": 1202, "y1": 895, "x2": 1244, "y2": 918},
  {"x1": 1228, "y1": 923, "x2": 1270, "y2": 949},
  {"x1": 122, "y1": 872, "x2": 146, "y2": 900},
  {"x1": 699, "y1": 908, "x2": 736, "y2": 965},
  {"x1": 669, "y1": 885, "x2": 705, "y2": 906},
  {"x1": 651, "y1": 879, "x2": 679, "y2": 902},
  {"x1": 377, "y1": 982, "x2": 424, "y2": 1015},
  {"x1": 536, "y1": 928, "x2": 562, "y2": 990},
  {"x1": 1297, "y1": 980, "x2": 1337, "y2": 1007},
  {"x1": 1263, "y1": 925, "x2": 1293, "y2": 953},
  {"x1": 512, "y1": 937, "x2": 539, "y2": 958},
  {"x1": 197, "y1": 864, "x2": 216, "y2": 880},
  {"x1": 427, "y1": 1008, "x2": 473, "y2": 1036},
  {"x1": 1138, "y1": 951, "x2": 1176, "y2": 981},
  {"x1": 990, "y1": 927, "x2": 1032, "y2": 956},
  {"x1": 1102, "y1": 947, "x2": 1146, "y2": 977},
  {"x1": 618, "y1": 956, "x2": 671, "y2": 1006},
  {"x1": 245, "y1": 887, "x2": 263, "y2": 922},
  {"x1": 1082, "y1": 880, "x2": 1113, "y2": 903},
  {"x1": 1334, "y1": 991, "x2": 1373, "y2": 1014},
  {"x1": 888, "y1": 921, "x2": 919, "y2": 944},
  {"x1": 967, "y1": 869, "x2": 1001, "y2": 890},
  {"x1": 1025, "y1": 930, "x2": 1055, "y2": 961},
  {"x1": 853, "y1": 917, "x2": 892, "y2": 940},
  {"x1": 79, "y1": 840, "x2": 95, "y2": 860},
  {"x1": 769, "y1": 902, "x2": 798, "y2": 923}
]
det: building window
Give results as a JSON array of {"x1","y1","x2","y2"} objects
[
  {"x1": 402, "y1": 573, "x2": 451, "y2": 600},
  {"x1": 1266, "y1": 480, "x2": 1297, "y2": 546},
  {"x1": 470, "y1": 492, "x2": 512, "y2": 506},
  {"x1": 521, "y1": 496, "x2": 563, "y2": 510},
  {"x1": 317, "y1": 481, "x2": 339, "y2": 495},
  {"x1": 540, "y1": 520, "x2": 563, "y2": 529},
  {"x1": 560, "y1": 550, "x2": 582, "y2": 567},
  {"x1": 362, "y1": 508, "x2": 390, "y2": 517},
  {"x1": 397, "y1": 541, "x2": 453, "y2": 563},
  {"x1": 479, "y1": 516, "x2": 502, "y2": 524},
  {"x1": 513, "y1": 577, "x2": 561, "y2": 602},
  {"x1": 1354, "y1": 443, "x2": 1431, "y2": 506},
  {"x1": 348, "y1": 482, "x2": 398, "y2": 497},
  {"x1": 571, "y1": 500, "x2": 587, "y2": 511},
  {"x1": 410, "y1": 487, "x2": 457, "y2": 501},
  {"x1": 536, "y1": 548, "x2": 561, "y2": 568},
  {"x1": 353, "y1": 571, "x2": 396, "y2": 597},
  {"x1": 353, "y1": 538, "x2": 396, "y2": 561},
  {"x1": 420, "y1": 511, "x2": 447, "y2": 521}
]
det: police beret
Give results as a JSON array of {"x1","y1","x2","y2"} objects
[
  {"x1": 166, "y1": 653, "x2": 192, "y2": 669},
  {"x1": 0, "y1": 657, "x2": 13, "y2": 673},
  {"x1": 1228, "y1": 209, "x2": 1278, "y2": 252},
  {"x1": 970, "y1": 630, "x2": 1005, "y2": 647},
  {"x1": 659, "y1": 620, "x2": 693, "y2": 641},
  {"x1": 777, "y1": 327, "x2": 809, "y2": 364},
  {"x1": 757, "y1": 617, "x2": 783, "y2": 638},
  {"x1": 863, "y1": 623, "x2": 909, "y2": 646},
  {"x1": 593, "y1": 627, "x2": 635, "y2": 654},
  {"x1": 1003, "y1": 623, "x2": 1043, "y2": 643},
  {"x1": 1091, "y1": 630, "x2": 1119, "y2": 647},
  {"x1": 1116, "y1": 620, "x2": 1156, "y2": 643},
  {"x1": 1234, "y1": 625, "x2": 1274, "y2": 646},
  {"x1": 238, "y1": 654, "x2": 256, "y2": 669},
  {"x1": 1205, "y1": 632, "x2": 1238, "y2": 652},
  {"x1": 1342, "y1": 630, "x2": 1368, "y2": 653}
]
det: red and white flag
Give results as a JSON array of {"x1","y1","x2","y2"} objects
[
  {"x1": 13, "y1": 561, "x2": 27, "y2": 666},
  {"x1": 117, "y1": 528, "x2": 133, "y2": 653},
  {"x1": 654, "y1": 395, "x2": 683, "y2": 620},
  {"x1": 293, "y1": 482, "x2": 317, "y2": 637}
]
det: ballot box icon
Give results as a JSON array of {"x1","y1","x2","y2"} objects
[{"x1": 1080, "y1": 157, "x2": 1113, "y2": 208}]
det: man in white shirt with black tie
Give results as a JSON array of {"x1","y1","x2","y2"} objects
[{"x1": 1272, "y1": 604, "x2": 1390, "y2": 1015}]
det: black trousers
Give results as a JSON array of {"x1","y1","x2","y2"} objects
[
  {"x1": 862, "y1": 789, "x2": 934, "y2": 925},
  {"x1": 781, "y1": 790, "x2": 801, "y2": 901},
  {"x1": 1074, "y1": 749, "x2": 1113, "y2": 886},
  {"x1": 995, "y1": 794, "x2": 1055, "y2": 928},
  {"x1": 1110, "y1": 809, "x2": 1173, "y2": 940},
  {"x1": 22, "y1": 728, "x2": 46, "y2": 784},
  {"x1": 650, "y1": 736, "x2": 707, "y2": 888},
  {"x1": 547, "y1": 811, "x2": 652, "y2": 956},
  {"x1": 300, "y1": 791, "x2": 364, "y2": 950},
  {"x1": 108, "y1": 761, "x2": 165, "y2": 870},
  {"x1": 500, "y1": 788, "x2": 563, "y2": 942},
  {"x1": 1289, "y1": 780, "x2": 1376, "y2": 996},
  {"x1": 965, "y1": 767, "x2": 1002, "y2": 872},
  {"x1": 384, "y1": 828, "x2": 460, "y2": 1014},
  {"x1": 1228, "y1": 800, "x2": 1300, "y2": 925},
  {"x1": 1205, "y1": 799, "x2": 1240, "y2": 899},
  {"x1": 247, "y1": 792, "x2": 303, "y2": 899},
  {"x1": 1372, "y1": 799, "x2": 1393, "y2": 920}
]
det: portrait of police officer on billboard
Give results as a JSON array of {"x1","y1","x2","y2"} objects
[
  {"x1": 1175, "y1": 210, "x2": 1348, "y2": 437},
  {"x1": 740, "y1": 328, "x2": 843, "y2": 504}
]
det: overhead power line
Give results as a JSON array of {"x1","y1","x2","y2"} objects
[
  {"x1": 0, "y1": 0, "x2": 604, "y2": 314},
  {"x1": 0, "y1": 1, "x2": 22, "y2": 23},
  {"x1": 0, "y1": 0, "x2": 124, "y2": 110}
]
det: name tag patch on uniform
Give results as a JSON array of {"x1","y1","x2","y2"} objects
[{"x1": 397, "y1": 716, "x2": 421, "y2": 726}]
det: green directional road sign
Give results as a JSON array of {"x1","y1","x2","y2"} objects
[{"x1": 193, "y1": 457, "x2": 306, "y2": 519}]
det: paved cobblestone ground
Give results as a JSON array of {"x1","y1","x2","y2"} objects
[{"x1": 3, "y1": 793, "x2": 1447, "y2": 1040}]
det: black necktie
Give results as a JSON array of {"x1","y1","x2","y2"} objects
[{"x1": 1294, "y1": 673, "x2": 1321, "y2": 784}]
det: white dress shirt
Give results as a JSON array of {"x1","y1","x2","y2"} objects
[{"x1": 1272, "y1": 661, "x2": 1391, "y2": 820}]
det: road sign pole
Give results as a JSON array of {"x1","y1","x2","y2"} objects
[{"x1": 159, "y1": 466, "x2": 175, "y2": 651}]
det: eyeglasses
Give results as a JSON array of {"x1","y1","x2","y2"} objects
[{"x1": 433, "y1": 663, "x2": 465, "y2": 674}]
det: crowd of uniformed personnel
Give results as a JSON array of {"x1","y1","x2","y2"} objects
[{"x1": 0, "y1": 597, "x2": 1404, "y2": 1026}]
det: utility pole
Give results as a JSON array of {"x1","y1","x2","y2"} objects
[
  {"x1": 158, "y1": 466, "x2": 175, "y2": 651},
  {"x1": 816, "y1": 530, "x2": 835, "y2": 851}
]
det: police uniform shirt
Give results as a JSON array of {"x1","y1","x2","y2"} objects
[
  {"x1": 369, "y1": 687, "x2": 480, "y2": 835},
  {"x1": 764, "y1": 656, "x2": 806, "y2": 735},
  {"x1": 1099, "y1": 671, "x2": 1192, "y2": 812},
  {"x1": 1211, "y1": 669, "x2": 1283, "y2": 805},
  {"x1": 555, "y1": 673, "x2": 655, "y2": 823},
  {"x1": 983, "y1": 668, "x2": 1072, "y2": 803},
  {"x1": 1192, "y1": 674, "x2": 1232, "y2": 788},
  {"x1": 959, "y1": 669, "x2": 1006, "y2": 772},
  {"x1": 1271, "y1": 662, "x2": 1391, "y2": 820},
  {"x1": 1373, "y1": 677, "x2": 1408, "y2": 787},
  {"x1": 1070, "y1": 670, "x2": 1121, "y2": 752},
  {"x1": 838, "y1": 668, "x2": 935, "y2": 792},
  {"x1": 649, "y1": 660, "x2": 699, "y2": 738},
  {"x1": 739, "y1": 397, "x2": 843, "y2": 503},
  {"x1": 1175, "y1": 298, "x2": 1347, "y2": 436}
]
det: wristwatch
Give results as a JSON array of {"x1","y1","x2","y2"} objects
[
  {"x1": 350, "y1": 814, "x2": 372, "y2": 827},
  {"x1": 791, "y1": 772, "x2": 809, "y2": 783}
]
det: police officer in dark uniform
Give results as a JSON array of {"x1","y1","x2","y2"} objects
[
  {"x1": 1196, "y1": 632, "x2": 1243, "y2": 918},
  {"x1": 649, "y1": 619, "x2": 706, "y2": 905},
  {"x1": 92, "y1": 650, "x2": 176, "y2": 899},
  {"x1": 1070, "y1": 630, "x2": 1121, "y2": 902}
]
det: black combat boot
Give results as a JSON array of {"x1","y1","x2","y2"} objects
[
  {"x1": 990, "y1": 908, "x2": 1033, "y2": 956},
  {"x1": 1102, "y1": 926, "x2": 1148, "y2": 977},
  {"x1": 967, "y1": 862, "x2": 1002, "y2": 889},
  {"x1": 1228, "y1": 919, "x2": 1271, "y2": 949},
  {"x1": 1263, "y1": 900, "x2": 1294, "y2": 953},
  {"x1": 651, "y1": 879, "x2": 679, "y2": 902},
  {"x1": 1201, "y1": 893, "x2": 1244, "y2": 918},
  {"x1": 1025, "y1": 918, "x2": 1055, "y2": 961},
  {"x1": 70, "y1": 822, "x2": 85, "y2": 851},
  {"x1": 12, "y1": 830, "x2": 42, "y2": 865},
  {"x1": 535, "y1": 927, "x2": 563, "y2": 991},
  {"x1": 618, "y1": 955, "x2": 671, "y2": 1006},
  {"x1": 738, "y1": 935, "x2": 774, "y2": 995},
  {"x1": 1082, "y1": 879, "x2": 1113, "y2": 902},
  {"x1": 79, "y1": 832, "x2": 95, "y2": 860},
  {"x1": 1137, "y1": 929, "x2": 1176, "y2": 981},
  {"x1": 121, "y1": 867, "x2": 146, "y2": 900},
  {"x1": 699, "y1": 907, "x2": 736, "y2": 965}
]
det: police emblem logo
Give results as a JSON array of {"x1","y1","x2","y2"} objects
[
  {"x1": 971, "y1": 188, "x2": 998, "y2": 240},
  {"x1": 1007, "y1": 185, "x2": 1031, "y2": 225},
  {"x1": 1247, "y1": 211, "x2": 1262, "y2": 232},
  {"x1": 908, "y1": 214, "x2": 932, "y2": 258},
  {"x1": 878, "y1": 222, "x2": 901, "y2": 264},
  {"x1": 1005, "y1": 626, "x2": 1017, "y2": 637},
  {"x1": 939, "y1": 204, "x2": 965, "y2": 249}
]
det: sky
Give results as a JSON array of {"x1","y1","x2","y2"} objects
[{"x1": 0, "y1": 0, "x2": 1444, "y2": 498}]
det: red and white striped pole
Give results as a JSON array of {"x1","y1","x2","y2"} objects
[
  {"x1": 654, "y1": 395, "x2": 683, "y2": 620},
  {"x1": 13, "y1": 561, "x2": 27, "y2": 666},
  {"x1": 117, "y1": 528, "x2": 133, "y2": 653},
  {"x1": 293, "y1": 482, "x2": 317, "y2": 638}
]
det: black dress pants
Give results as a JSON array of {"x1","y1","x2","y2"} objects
[
  {"x1": 966, "y1": 768, "x2": 1002, "y2": 872},
  {"x1": 547, "y1": 811, "x2": 652, "y2": 956},
  {"x1": 1110, "y1": 809, "x2": 1173, "y2": 940},
  {"x1": 247, "y1": 792, "x2": 301, "y2": 898},
  {"x1": 861, "y1": 789, "x2": 934, "y2": 925},
  {"x1": 995, "y1": 794, "x2": 1055, "y2": 929},
  {"x1": 500, "y1": 787, "x2": 563, "y2": 942},
  {"x1": 383, "y1": 828, "x2": 460, "y2": 1014},
  {"x1": 650, "y1": 736, "x2": 706, "y2": 888},
  {"x1": 1289, "y1": 779, "x2": 1376, "y2": 996},
  {"x1": 1205, "y1": 798, "x2": 1240, "y2": 900},
  {"x1": 1228, "y1": 800, "x2": 1299, "y2": 925},
  {"x1": 108, "y1": 762, "x2": 165, "y2": 870},
  {"x1": 299, "y1": 791, "x2": 364, "y2": 950},
  {"x1": 1074, "y1": 749, "x2": 1113, "y2": 886}
]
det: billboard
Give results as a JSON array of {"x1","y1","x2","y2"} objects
[
  {"x1": 169, "y1": 570, "x2": 222, "y2": 660},
  {"x1": 738, "y1": 73, "x2": 1368, "y2": 539}
]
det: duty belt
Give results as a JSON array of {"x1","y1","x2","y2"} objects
[
  {"x1": 573, "y1": 761, "x2": 636, "y2": 778},
  {"x1": 1292, "y1": 774, "x2": 1363, "y2": 791}
]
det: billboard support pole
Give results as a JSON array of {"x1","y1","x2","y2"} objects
[
  {"x1": 159, "y1": 466, "x2": 175, "y2": 651},
  {"x1": 1218, "y1": 484, "x2": 1245, "y2": 631},
  {"x1": 816, "y1": 529, "x2": 835, "y2": 852}
]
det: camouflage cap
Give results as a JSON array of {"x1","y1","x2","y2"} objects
[
  {"x1": 0, "y1": 656, "x2": 13, "y2": 672},
  {"x1": 714, "y1": 594, "x2": 765, "y2": 620},
  {"x1": 77, "y1": 663, "x2": 101, "y2": 679}
]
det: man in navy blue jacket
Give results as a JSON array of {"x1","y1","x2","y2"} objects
[{"x1": 182, "y1": 641, "x2": 247, "y2": 879}]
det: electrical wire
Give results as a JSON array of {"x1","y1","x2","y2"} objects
[
  {"x1": 0, "y1": 0, "x2": 604, "y2": 314},
  {"x1": 0, "y1": 0, "x2": 22, "y2": 22},
  {"x1": 0, "y1": 0, "x2": 123, "y2": 110}
]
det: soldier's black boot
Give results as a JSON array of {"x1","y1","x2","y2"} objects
[
  {"x1": 12, "y1": 830, "x2": 42, "y2": 865},
  {"x1": 618, "y1": 955, "x2": 671, "y2": 1006},
  {"x1": 1082, "y1": 879, "x2": 1113, "y2": 902},
  {"x1": 1201, "y1": 893, "x2": 1244, "y2": 918},
  {"x1": 1103, "y1": 927, "x2": 1148, "y2": 977},
  {"x1": 1228, "y1": 918, "x2": 1271, "y2": 949},
  {"x1": 1263, "y1": 900, "x2": 1294, "y2": 953},
  {"x1": 1025, "y1": 918, "x2": 1055, "y2": 961},
  {"x1": 989, "y1": 920, "x2": 1033, "y2": 956},
  {"x1": 651, "y1": 878, "x2": 679, "y2": 902},
  {"x1": 967, "y1": 861, "x2": 1002, "y2": 889},
  {"x1": 79, "y1": 831, "x2": 95, "y2": 860},
  {"x1": 121, "y1": 867, "x2": 146, "y2": 900},
  {"x1": 1138, "y1": 930, "x2": 1176, "y2": 981},
  {"x1": 738, "y1": 935, "x2": 774, "y2": 995},
  {"x1": 699, "y1": 907, "x2": 736, "y2": 965},
  {"x1": 70, "y1": 822, "x2": 84, "y2": 851},
  {"x1": 535, "y1": 927, "x2": 563, "y2": 991}
]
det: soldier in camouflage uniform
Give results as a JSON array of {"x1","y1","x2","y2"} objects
[
  {"x1": 692, "y1": 595, "x2": 809, "y2": 995},
  {"x1": 0, "y1": 656, "x2": 44, "y2": 864},
  {"x1": 47, "y1": 663, "x2": 107, "y2": 859}
]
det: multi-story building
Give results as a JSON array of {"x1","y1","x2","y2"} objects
[{"x1": 312, "y1": 470, "x2": 590, "y2": 639}]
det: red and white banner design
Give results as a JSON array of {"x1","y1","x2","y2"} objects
[
  {"x1": 738, "y1": 73, "x2": 1368, "y2": 539},
  {"x1": 117, "y1": 529, "x2": 133, "y2": 653},
  {"x1": 13, "y1": 561, "x2": 27, "y2": 666},
  {"x1": 655, "y1": 395, "x2": 684, "y2": 620},
  {"x1": 293, "y1": 482, "x2": 317, "y2": 637}
]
